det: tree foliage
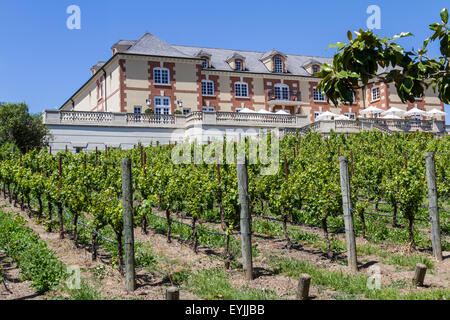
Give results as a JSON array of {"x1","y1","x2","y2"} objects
[
  {"x1": 317, "y1": 8, "x2": 450, "y2": 106},
  {"x1": 0, "y1": 103, "x2": 49, "y2": 152}
]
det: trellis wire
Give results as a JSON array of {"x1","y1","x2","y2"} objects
[
  {"x1": 147, "y1": 212, "x2": 226, "y2": 237},
  {"x1": 253, "y1": 214, "x2": 345, "y2": 232},
  {"x1": 61, "y1": 206, "x2": 118, "y2": 245}
]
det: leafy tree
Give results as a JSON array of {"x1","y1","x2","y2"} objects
[
  {"x1": 0, "y1": 103, "x2": 49, "y2": 152},
  {"x1": 317, "y1": 8, "x2": 450, "y2": 106}
]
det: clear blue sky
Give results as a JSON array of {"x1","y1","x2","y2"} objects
[{"x1": 0, "y1": 0, "x2": 448, "y2": 124}]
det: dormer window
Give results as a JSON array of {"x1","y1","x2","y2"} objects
[
  {"x1": 235, "y1": 60, "x2": 242, "y2": 71},
  {"x1": 274, "y1": 56, "x2": 283, "y2": 73},
  {"x1": 201, "y1": 56, "x2": 210, "y2": 69},
  {"x1": 226, "y1": 53, "x2": 246, "y2": 71},
  {"x1": 313, "y1": 65, "x2": 320, "y2": 73}
]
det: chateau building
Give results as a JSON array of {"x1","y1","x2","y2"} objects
[{"x1": 60, "y1": 32, "x2": 445, "y2": 123}]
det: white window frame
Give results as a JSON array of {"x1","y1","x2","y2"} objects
[
  {"x1": 234, "y1": 82, "x2": 249, "y2": 98},
  {"x1": 183, "y1": 108, "x2": 191, "y2": 115},
  {"x1": 201, "y1": 80, "x2": 215, "y2": 96},
  {"x1": 202, "y1": 59, "x2": 208, "y2": 69},
  {"x1": 154, "y1": 97, "x2": 171, "y2": 115},
  {"x1": 235, "y1": 60, "x2": 242, "y2": 71},
  {"x1": 371, "y1": 87, "x2": 380, "y2": 102},
  {"x1": 410, "y1": 114, "x2": 422, "y2": 120},
  {"x1": 133, "y1": 106, "x2": 142, "y2": 114},
  {"x1": 313, "y1": 87, "x2": 325, "y2": 101},
  {"x1": 274, "y1": 57, "x2": 283, "y2": 73},
  {"x1": 274, "y1": 84, "x2": 290, "y2": 100},
  {"x1": 202, "y1": 106, "x2": 216, "y2": 112},
  {"x1": 314, "y1": 111, "x2": 323, "y2": 119},
  {"x1": 98, "y1": 81, "x2": 103, "y2": 101},
  {"x1": 153, "y1": 68, "x2": 170, "y2": 85}
]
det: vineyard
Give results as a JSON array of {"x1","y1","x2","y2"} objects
[{"x1": 0, "y1": 130, "x2": 449, "y2": 300}]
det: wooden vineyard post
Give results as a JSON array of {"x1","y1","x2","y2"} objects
[
  {"x1": 237, "y1": 155, "x2": 253, "y2": 280},
  {"x1": 413, "y1": 263, "x2": 427, "y2": 287},
  {"x1": 339, "y1": 156, "x2": 358, "y2": 272},
  {"x1": 58, "y1": 155, "x2": 64, "y2": 239},
  {"x1": 166, "y1": 287, "x2": 179, "y2": 300},
  {"x1": 425, "y1": 152, "x2": 443, "y2": 261},
  {"x1": 297, "y1": 274, "x2": 311, "y2": 300},
  {"x1": 121, "y1": 158, "x2": 136, "y2": 292}
]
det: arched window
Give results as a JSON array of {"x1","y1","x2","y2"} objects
[
  {"x1": 201, "y1": 57, "x2": 209, "y2": 69},
  {"x1": 274, "y1": 56, "x2": 283, "y2": 73},
  {"x1": 313, "y1": 65, "x2": 320, "y2": 73},
  {"x1": 235, "y1": 59, "x2": 243, "y2": 71}
]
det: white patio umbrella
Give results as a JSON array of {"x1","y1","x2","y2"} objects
[
  {"x1": 426, "y1": 108, "x2": 446, "y2": 119},
  {"x1": 381, "y1": 107, "x2": 405, "y2": 116},
  {"x1": 257, "y1": 109, "x2": 273, "y2": 114},
  {"x1": 239, "y1": 107, "x2": 256, "y2": 113},
  {"x1": 275, "y1": 110, "x2": 290, "y2": 115},
  {"x1": 315, "y1": 111, "x2": 338, "y2": 121},
  {"x1": 360, "y1": 106, "x2": 384, "y2": 115},
  {"x1": 335, "y1": 114, "x2": 350, "y2": 120},
  {"x1": 404, "y1": 107, "x2": 426, "y2": 116}
]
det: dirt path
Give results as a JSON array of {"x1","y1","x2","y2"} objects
[
  {"x1": 0, "y1": 253, "x2": 43, "y2": 300},
  {"x1": 1, "y1": 195, "x2": 448, "y2": 300},
  {"x1": 0, "y1": 199, "x2": 198, "y2": 300},
  {"x1": 153, "y1": 209, "x2": 450, "y2": 297}
]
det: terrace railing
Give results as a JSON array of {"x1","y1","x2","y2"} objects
[
  {"x1": 60, "y1": 111, "x2": 113, "y2": 123},
  {"x1": 216, "y1": 112, "x2": 297, "y2": 124},
  {"x1": 126, "y1": 113, "x2": 176, "y2": 125}
]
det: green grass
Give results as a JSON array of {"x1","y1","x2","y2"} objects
[
  {"x1": 64, "y1": 281, "x2": 102, "y2": 300},
  {"x1": 268, "y1": 256, "x2": 449, "y2": 300},
  {"x1": 357, "y1": 244, "x2": 434, "y2": 270},
  {"x1": 0, "y1": 210, "x2": 66, "y2": 292},
  {"x1": 186, "y1": 268, "x2": 278, "y2": 300}
]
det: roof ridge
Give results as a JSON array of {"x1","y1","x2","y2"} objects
[
  {"x1": 171, "y1": 43, "x2": 332, "y2": 59},
  {"x1": 126, "y1": 33, "x2": 191, "y2": 58}
]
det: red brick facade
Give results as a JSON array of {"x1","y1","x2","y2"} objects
[{"x1": 112, "y1": 57, "x2": 444, "y2": 119}]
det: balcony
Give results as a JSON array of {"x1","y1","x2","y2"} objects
[
  {"x1": 267, "y1": 89, "x2": 302, "y2": 106},
  {"x1": 43, "y1": 110, "x2": 308, "y2": 129}
]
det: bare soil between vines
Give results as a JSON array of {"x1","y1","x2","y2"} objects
[{"x1": 0, "y1": 197, "x2": 449, "y2": 300}]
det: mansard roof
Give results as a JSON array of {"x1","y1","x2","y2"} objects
[
  {"x1": 302, "y1": 58, "x2": 323, "y2": 68},
  {"x1": 259, "y1": 49, "x2": 287, "y2": 61},
  {"x1": 110, "y1": 33, "x2": 331, "y2": 76},
  {"x1": 125, "y1": 33, "x2": 192, "y2": 58},
  {"x1": 225, "y1": 52, "x2": 246, "y2": 62},
  {"x1": 195, "y1": 50, "x2": 212, "y2": 58}
]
